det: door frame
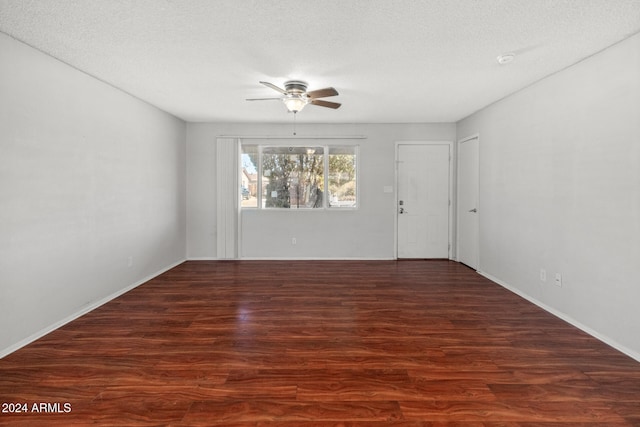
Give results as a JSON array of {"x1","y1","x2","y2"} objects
[
  {"x1": 394, "y1": 141, "x2": 454, "y2": 260},
  {"x1": 456, "y1": 134, "x2": 480, "y2": 269}
]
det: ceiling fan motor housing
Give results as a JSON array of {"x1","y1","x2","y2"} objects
[{"x1": 284, "y1": 80, "x2": 308, "y2": 95}]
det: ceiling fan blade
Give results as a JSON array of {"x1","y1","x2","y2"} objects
[
  {"x1": 259, "y1": 81, "x2": 287, "y2": 94},
  {"x1": 246, "y1": 97, "x2": 283, "y2": 101},
  {"x1": 306, "y1": 87, "x2": 339, "y2": 99},
  {"x1": 310, "y1": 99, "x2": 341, "y2": 109}
]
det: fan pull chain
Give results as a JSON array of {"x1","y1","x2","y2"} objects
[{"x1": 293, "y1": 111, "x2": 297, "y2": 135}]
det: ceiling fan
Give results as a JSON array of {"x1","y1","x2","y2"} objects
[{"x1": 246, "y1": 80, "x2": 341, "y2": 113}]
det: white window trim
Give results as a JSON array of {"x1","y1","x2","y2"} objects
[{"x1": 242, "y1": 144, "x2": 359, "y2": 211}]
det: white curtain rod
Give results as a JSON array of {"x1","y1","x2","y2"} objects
[{"x1": 218, "y1": 135, "x2": 367, "y2": 140}]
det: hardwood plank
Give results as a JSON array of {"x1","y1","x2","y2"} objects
[
  {"x1": 398, "y1": 400, "x2": 628, "y2": 423},
  {"x1": 1, "y1": 260, "x2": 639, "y2": 425},
  {"x1": 181, "y1": 399, "x2": 404, "y2": 423}
]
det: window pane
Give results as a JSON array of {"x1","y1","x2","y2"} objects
[
  {"x1": 262, "y1": 147, "x2": 325, "y2": 209},
  {"x1": 241, "y1": 145, "x2": 258, "y2": 208},
  {"x1": 328, "y1": 146, "x2": 357, "y2": 207}
]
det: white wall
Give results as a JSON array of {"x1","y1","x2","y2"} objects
[
  {"x1": 457, "y1": 33, "x2": 640, "y2": 359},
  {"x1": 186, "y1": 123, "x2": 456, "y2": 259},
  {"x1": 0, "y1": 33, "x2": 187, "y2": 355}
]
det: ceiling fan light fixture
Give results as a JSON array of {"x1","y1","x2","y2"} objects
[
  {"x1": 283, "y1": 96, "x2": 307, "y2": 113},
  {"x1": 249, "y1": 80, "x2": 340, "y2": 113}
]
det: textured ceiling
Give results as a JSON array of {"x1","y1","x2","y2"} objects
[{"x1": 1, "y1": 0, "x2": 640, "y2": 123}]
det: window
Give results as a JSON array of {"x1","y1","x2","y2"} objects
[
  {"x1": 241, "y1": 144, "x2": 357, "y2": 209},
  {"x1": 328, "y1": 146, "x2": 357, "y2": 207}
]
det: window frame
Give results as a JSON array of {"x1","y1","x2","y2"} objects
[{"x1": 241, "y1": 144, "x2": 359, "y2": 210}]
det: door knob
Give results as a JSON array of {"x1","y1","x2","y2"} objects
[
  {"x1": 469, "y1": 208, "x2": 477, "y2": 213},
  {"x1": 399, "y1": 207, "x2": 406, "y2": 214}
]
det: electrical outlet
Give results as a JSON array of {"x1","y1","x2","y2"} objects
[
  {"x1": 292, "y1": 237, "x2": 297, "y2": 245},
  {"x1": 555, "y1": 273, "x2": 562, "y2": 287},
  {"x1": 540, "y1": 268, "x2": 547, "y2": 282}
]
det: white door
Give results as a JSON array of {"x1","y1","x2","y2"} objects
[
  {"x1": 397, "y1": 144, "x2": 450, "y2": 258},
  {"x1": 457, "y1": 136, "x2": 479, "y2": 269}
]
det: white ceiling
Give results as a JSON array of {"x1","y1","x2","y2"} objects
[{"x1": 1, "y1": 0, "x2": 639, "y2": 123}]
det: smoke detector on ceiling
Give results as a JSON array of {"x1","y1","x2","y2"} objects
[{"x1": 497, "y1": 53, "x2": 515, "y2": 65}]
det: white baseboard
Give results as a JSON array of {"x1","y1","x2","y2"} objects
[
  {"x1": 0, "y1": 259, "x2": 186, "y2": 359},
  {"x1": 478, "y1": 270, "x2": 640, "y2": 363},
  {"x1": 187, "y1": 257, "x2": 397, "y2": 261},
  {"x1": 237, "y1": 257, "x2": 397, "y2": 261}
]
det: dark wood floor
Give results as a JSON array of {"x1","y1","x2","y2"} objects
[{"x1": 1, "y1": 260, "x2": 639, "y2": 426}]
